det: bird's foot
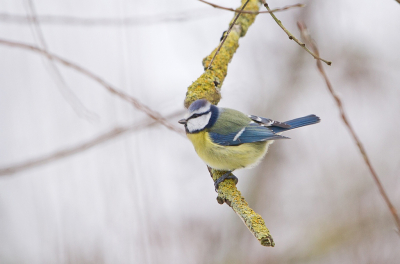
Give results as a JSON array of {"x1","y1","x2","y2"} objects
[{"x1": 214, "y1": 172, "x2": 238, "y2": 191}]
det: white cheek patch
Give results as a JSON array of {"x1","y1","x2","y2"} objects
[{"x1": 186, "y1": 112, "x2": 211, "y2": 132}]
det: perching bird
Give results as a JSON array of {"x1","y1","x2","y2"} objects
[{"x1": 179, "y1": 99, "x2": 320, "y2": 190}]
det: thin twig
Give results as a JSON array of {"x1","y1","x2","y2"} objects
[
  {"x1": 297, "y1": 21, "x2": 400, "y2": 233},
  {"x1": 207, "y1": 0, "x2": 250, "y2": 70},
  {"x1": 23, "y1": 0, "x2": 98, "y2": 121},
  {"x1": 0, "y1": 38, "x2": 182, "y2": 135},
  {"x1": 260, "y1": 0, "x2": 331, "y2": 66},
  {"x1": 0, "y1": 111, "x2": 183, "y2": 176},
  {"x1": 0, "y1": 9, "x2": 213, "y2": 26},
  {"x1": 199, "y1": 0, "x2": 303, "y2": 15}
]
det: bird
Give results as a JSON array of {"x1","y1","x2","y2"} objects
[{"x1": 178, "y1": 99, "x2": 320, "y2": 190}]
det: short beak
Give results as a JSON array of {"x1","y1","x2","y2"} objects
[{"x1": 178, "y1": 119, "x2": 187, "y2": 125}]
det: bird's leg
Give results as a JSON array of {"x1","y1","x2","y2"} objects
[{"x1": 214, "y1": 171, "x2": 238, "y2": 191}]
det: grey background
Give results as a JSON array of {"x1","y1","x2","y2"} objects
[{"x1": 1, "y1": 0, "x2": 400, "y2": 263}]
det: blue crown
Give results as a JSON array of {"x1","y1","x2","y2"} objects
[{"x1": 188, "y1": 99, "x2": 210, "y2": 112}]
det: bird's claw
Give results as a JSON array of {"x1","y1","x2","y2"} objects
[{"x1": 214, "y1": 172, "x2": 238, "y2": 191}]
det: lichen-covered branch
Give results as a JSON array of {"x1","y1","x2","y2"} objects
[
  {"x1": 184, "y1": 0, "x2": 259, "y2": 108},
  {"x1": 184, "y1": 0, "x2": 275, "y2": 247},
  {"x1": 209, "y1": 168, "x2": 275, "y2": 246},
  {"x1": 206, "y1": 0, "x2": 251, "y2": 70}
]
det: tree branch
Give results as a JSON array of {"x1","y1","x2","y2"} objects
[
  {"x1": 23, "y1": 0, "x2": 98, "y2": 121},
  {"x1": 0, "y1": 9, "x2": 214, "y2": 26},
  {"x1": 199, "y1": 0, "x2": 304, "y2": 15},
  {"x1": 260, "y1": 0, "x2": 331, "y2": 66},
  {"x1": 206, "y1": 0, "x2": 251, "y2": 70},
  {"x1": 297, "y1": 21, "x2": 400, "y2": 233},
  {"x1": 0, "y1": 38, "x2": 182, "y2": 135},
  {"x1": 184, "y1": 0, "x2": 274, "y2": 247},
  {"x1": 0, "y1": 111, "x2": 183, "y2": 176},
  {"x1": 185, "y1": 0, "x2": 256, "y2": 107},
  {"x1": 209, "y1": 168, "x2": 275, "y2": 246}
]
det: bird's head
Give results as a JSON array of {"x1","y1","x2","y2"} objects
[{"x1": 179, "y1": 99, "x2": 217, "y2": 133}]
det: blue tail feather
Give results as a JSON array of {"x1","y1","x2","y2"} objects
[{"x1": 270, "y1": 115, "x2": 320, "y2": 134}]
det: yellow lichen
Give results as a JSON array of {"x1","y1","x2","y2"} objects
[
  {"x1": 230, "y1": 1, "x2": 258, "y2": 37},
  {"x1": 184, "y1": 0, "x2": 260, "y2": 108},
  {"x1": 210, "y1": 168, "x2": 274, "y2": 247}
]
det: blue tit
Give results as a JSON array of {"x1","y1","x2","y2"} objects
[{"x1": 178, "y1": 99, "x2": 320, "y2": 189}]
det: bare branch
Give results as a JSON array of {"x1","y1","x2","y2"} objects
[
  {"x1": 0, "y1": 38, "x2": 182, "y2": 135},
  {"x1": 23, "y1": 0, "x2": 98, "y2": 121},
  {"x1": 0, "y1": 9, "x2": 214, "y2": 26},
  {"x1": 297, "y1": 21, "x2": 400, "y2": 233},
  {"x1": 207, "y1": 0, "x2": 250, "y2": 70},
  {"x1": 260, "y1": 0, "x2": 331, "y2": 66},
  {"x1": 0, "y1": 111, "x2": 183, "y2": 176},
  {"x1": 199, "y1": 0, "x2": 304, "y2": 15}
]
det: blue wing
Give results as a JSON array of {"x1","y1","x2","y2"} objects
[
  {"x1": 209, "y1": 123, "x2": 289, "y2": 146},
  {"x1": 269, "y1": 114, "x2": 320, "y2": 134}
]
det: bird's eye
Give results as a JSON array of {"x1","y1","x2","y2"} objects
[{"x1": 191, "y1": 114, "x2": 200, "y2": 118}]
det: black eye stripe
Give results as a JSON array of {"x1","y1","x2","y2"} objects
[{"x1": 187, "y1": 110, "x2": 210, "y2": 120}]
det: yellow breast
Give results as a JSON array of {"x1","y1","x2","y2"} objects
[{"x1": 186, "y1": 131, "x2": 271, "y2": 171}]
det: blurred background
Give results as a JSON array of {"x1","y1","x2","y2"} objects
[{"x1": 1, "y1": 0, "x2": 400, "y2": 263}]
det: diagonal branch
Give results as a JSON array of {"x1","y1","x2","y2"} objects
[
  {"x1": 0, "y1": 110, "x2": 183, "y2": 176},
  {"x1": 184, "y1": 0, "x2": 258, "y2": 107},
  {"x1": 0, "y1": 38, "x2": 182, "y2": 135},
  {"x1": 184, "y1": 0, "x2": 274, "y2": 247},
  {"x1": 199, "y1": 0, "x2": 304, "y2": 15},
  {"x1": 260, "y1": 0, "x2": 331, "y2": 66},
  {"x1": 207, "y1": 0, "x2": 250, "y2": 70},
  {"x1": 297, "y1": 21, "x2": 400, "y2": 233}
]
